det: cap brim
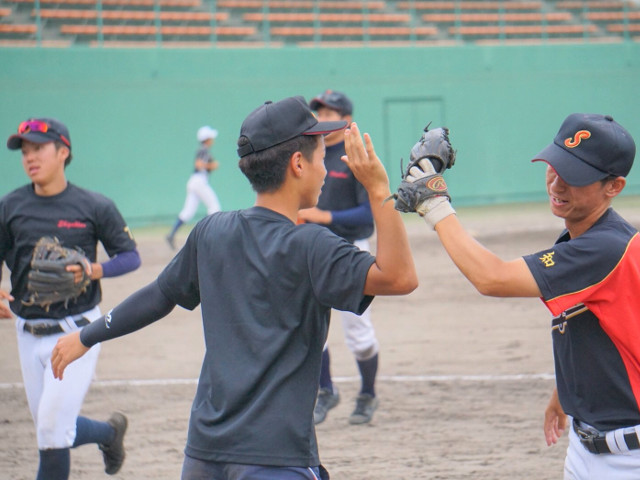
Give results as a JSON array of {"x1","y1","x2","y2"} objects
[
  {"x1": 531, "y1": 142, "x2": 609, "y2": 187},
  {"x1": 7, "y1": 132, "x2": 55, "y2": 150},
  {"x1": 303, "y1": 120, "x2": 348, "y2": 136}
]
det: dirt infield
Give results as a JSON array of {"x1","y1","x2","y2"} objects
[{"x1": 2, "y1": 198, "x2": 640, "y2": 480}]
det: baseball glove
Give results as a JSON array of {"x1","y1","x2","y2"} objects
[
  {"x1": 22, "y1": 236, "x2": 92, "y2": 312},
  {"x1": 392, "y1": 124, "x2": 456, "y2": 214},
  {"x1": 408, "y1": 124, "x2": 456, "y2": 175},
  {"x1": 394, "y1": 173, "x2": 450, "y2": 215}
]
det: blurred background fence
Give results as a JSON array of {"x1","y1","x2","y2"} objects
[{"x1": 1, "y1": 0, "x2": 639, "y2": 227}]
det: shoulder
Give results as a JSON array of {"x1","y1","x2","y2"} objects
[
  {"x1": 1, "y1": 184, "x2": 32, "y2": 202},
  {"x1": 576, "y1": 209, "x2": 637, "y2": 252},
  {"x1": 67, "y1": 183, "x2": 117, "y2": 207}
]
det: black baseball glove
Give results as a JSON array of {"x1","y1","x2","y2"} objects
[
  {"x1": 22, "y1": 236, "x2": 92, "y2": 312},
  {"x1": 390, "y1": 124, "x2": 457, "y2": 228},
  {"x1": 408, "y1": 124, "x2": 456, "y2": 175},
  {"x1": 393, "y1": 124, "x2": 456, "y2": 215}
]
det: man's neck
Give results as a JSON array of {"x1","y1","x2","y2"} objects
[
  {"x1": 254, "y1": 190, "x2": 299, "y2": 224},
  {"x1": 564, "y1": 204, "x2": 610, "y2": 239},
  {"x1": 34, "y1": 178, "x2": 68, "y2": 197}
]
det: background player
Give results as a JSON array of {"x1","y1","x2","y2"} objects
[
  {"x1": 49, "y1": 96, "x2": 418, "y2": 479},
  {"x1": 396, "y1": 113, "x2": 639, "y2": 479},
  {"x1": 299, "y1": 90, "x2": 380, "y2": 425},
  {"x1": 0, "y1": 117, "x2": 141, "y2": 479},
  {"x1": 166, "y1": 125, "x2": 221, "y2": 250}
]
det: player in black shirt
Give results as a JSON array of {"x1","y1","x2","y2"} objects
[
  {"x1": 0, "y1": 118, "x2": 141, "y2": 479},
  {"x1": 50, "y1": 97, "x2": 417, "y2": 479}
]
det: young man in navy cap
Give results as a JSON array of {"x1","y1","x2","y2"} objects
[
  {"x1": 50, "y1": 96, "x2": 418, "y2": 479},
  {"x1": 396, "y1": 113, "x2": 639, "y2": 479},
  {"x1": 0, "y1": 118, "x2": 141, "y2": 479},
  {"x1": 300, "y1": 89, "x2": 381, "y2": 425}
]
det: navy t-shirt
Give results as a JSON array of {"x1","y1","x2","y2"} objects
[
  {"x1": 0, "y1": 183, "x2": 137, "y2": 319},
  {"x1": 523, "y1": 208, "x2": 640, "y2": 430},
  {"x1": 157, "y1": 206, "x2": 375, "y2": 466},
  {"x1": 316, "y1": 142, "x2": 373, "y2": 242}
]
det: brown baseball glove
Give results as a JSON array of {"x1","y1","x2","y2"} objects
[{"x1": 22, "y1": 236, "x2": 92, "y2": 312}]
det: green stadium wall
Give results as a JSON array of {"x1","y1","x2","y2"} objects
[{"x1": 1, "y1": 43, "x2": 638, "y2": 227}]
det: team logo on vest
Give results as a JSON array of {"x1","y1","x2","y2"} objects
[
  {"x1": 564, "y1": 130, "x2": 591, "y2": 148},
  {"x1": 58, "y1": 220, "x2": 87, "y2": 229},
  {"x1": 425, "y1": 175, "x2": 447, "y2": 193},
  {"x1": 539, "y1": 251, "x2": 555, "y2": 267},
  {"x1": 328, "y1": 170, "x2": 349, "y2": 179}
]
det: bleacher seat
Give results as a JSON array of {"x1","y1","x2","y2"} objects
[{"x1": 1, "y1": 0, "x2": 639, "y2": 47}]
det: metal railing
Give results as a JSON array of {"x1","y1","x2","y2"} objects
[{"x1": 3, "y1": 0, "x2": 638, "y2": 48}]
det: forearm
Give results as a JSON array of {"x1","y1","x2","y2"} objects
[
  {"x1": 365, "y1": 191, "x2": 417, "y2": 295},
  {"x1": 331, "y1": 202, "x2": 372, "y2": 226},
  {"x1": 100, "y1": 249, "x2": 141, "y2": 278},
  {"x1": 434, "y1": 215, "x2": 540, "y2": 297},
  {"x1": 80, "y1": 280, "x2": 175, "y2": 347}
]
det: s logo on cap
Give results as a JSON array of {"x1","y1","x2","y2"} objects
[{"x1": 564, "y1": 130, "x2": 591, "y2": 148}]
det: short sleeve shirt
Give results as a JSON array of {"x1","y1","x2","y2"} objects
[
  {"x1": 0, "y1": 183, "x2": 137, "y2": 319},
  {"x1": 523, "y1": 208, "x2": 640, "y2": 430},
  {"x1": 157, "y1": 207, "x2": 375, "y2": 466}
]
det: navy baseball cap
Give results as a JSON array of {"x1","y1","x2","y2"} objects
[
  {"x1": 237, "y1": 96, "x2": 347, "y2": 158},
  {"x1": 309, "y1": 90, "x2": 353, "y2": 116},
  {"x1": 7, "y1": 117, "x2": 71, "y2": 150},
  {"x1": 532, "y1": 113, "x2": 635, "y2": 186}
]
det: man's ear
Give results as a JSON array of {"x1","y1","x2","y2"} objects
[
  {"x1": 607, "y1": 176, "x2": 626, "y2": 198},
  {"x1": 290, "y1": 151, "x2": 304, "y2": 178}
]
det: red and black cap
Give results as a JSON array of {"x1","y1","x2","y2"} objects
[
  {"x1": 7, "y1": 117, "x2": 71, "y2": 151},
  {"x1": 237, "y1": 96, "x2": 347, "y2": 158}
]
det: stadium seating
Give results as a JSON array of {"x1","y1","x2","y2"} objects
[{"x1": 0, "y1": 0, "x2": 638, "y2": 47}]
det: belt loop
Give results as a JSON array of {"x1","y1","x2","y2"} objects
[{"x1": 608, "y1": 430, "x2": 626, "y2": 454}]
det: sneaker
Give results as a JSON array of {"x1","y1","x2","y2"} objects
[
  {"x1": 349, "y1": 393, "x2": 378, "y2": 425},
  {"x1": 314, "y1": 387, "x2": 340, "y2": 424},
  {"x1": 165, "y1": 235, "x2": 175, "y2": 250},
  {"x1": 99, "y1": 412, "x2": 128, "y2": 475}
]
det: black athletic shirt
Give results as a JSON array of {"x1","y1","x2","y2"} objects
[
  {"x1": 157, "y1": 206, "x2": 375, "y2": 466},
  {"x1": 316, "y1": 142, "x2": 373, "y2": 242},
  {"x1": 523, "y1": 209, "x2": 640, "y2": 431},
  {"x1": 0, "y1": 183, "x2": 137, "y2": 319}
]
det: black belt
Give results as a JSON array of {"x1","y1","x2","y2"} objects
[
  {"x1": 573, "y1": 419, "x2": 640, "y2": 454},
  {"x1": 23, "y1": 317, "x2": 90, "y2": 336}
]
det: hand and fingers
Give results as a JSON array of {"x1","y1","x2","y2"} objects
[
  {"x1": 342, "y1": 123, "x2": 389, "y2": 196},
  {"x1": 544, "y1": 410, "x2": 566, "y2": 446},
  {"x1": 0, "y1": 289, "x2": 14, "y2": 319},
  {"x1": 51, "y1": 331, "x2": 89, "y2": 380},
  {"x1": 543, "y1": 389, "x2": 567, "y2": 446},
  {"x1": 297, "y1": 207, "x2": 331, "y2": 224},
  {"x1": 65, "y1": 258, "x2": 93, "y2": 283}
]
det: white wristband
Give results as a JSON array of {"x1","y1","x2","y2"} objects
[{"x1": 417, "y1": 197, "x2": 456, "y2": 229}]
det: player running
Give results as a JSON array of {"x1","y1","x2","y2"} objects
[
  {"x1": 50, "y1": 96, "x2": 417, "y2": 479},
  {"x1": 166, "y1": 125, "x2": 221, "y2": 250},
  {"x1": 395, "y1": 113, "x2": 639, "y2": 479},
  {"x1": 0, "y1": 117, "x2": 141, "y2": 479}
]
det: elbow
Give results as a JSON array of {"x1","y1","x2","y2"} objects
[
  {"x1": 131, "y1": 250, "x2": 142, "y2": 271},
  {"x1": 397, "y1": 272, "x2": 419, "y2": 294},
  {"x1": 473, "y1": 277, "x2": 507, "y2": 297}
]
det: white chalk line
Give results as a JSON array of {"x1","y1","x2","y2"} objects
[{"x1": 0, "y1": 373, "x2": 555, "y2": 390}]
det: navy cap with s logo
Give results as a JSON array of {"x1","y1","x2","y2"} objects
[{"x1": 531, "y1": 113, "x2": 636, "y2": 186}]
